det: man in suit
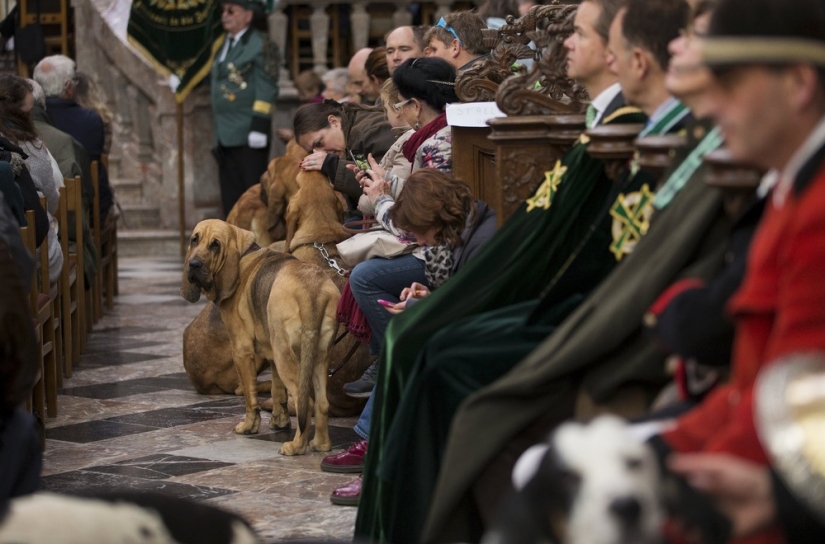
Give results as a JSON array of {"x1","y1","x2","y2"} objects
[
  {"x1": 32, "y1": 55, "x2": 115, "y2": 226},
  {"x1": 210, "y1": 0, "x2": 279, "y2": 217}
]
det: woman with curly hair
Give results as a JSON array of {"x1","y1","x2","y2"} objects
[{"x1": 322, "y1": 169, "x2": 496, "y2": 505}]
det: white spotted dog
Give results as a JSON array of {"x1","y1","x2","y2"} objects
[
  {"x1": 482, "y1": 415, "x2": 666, "y2": 544},
  {"x1": 0, "y1": 492, "x2": 259, "y2": 544}
]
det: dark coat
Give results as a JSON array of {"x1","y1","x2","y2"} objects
[
  {"x1": 0, "y1": 136, "x2": 48, "y2": 247},
  {"x1": 321, "y1": 106, "x2": 396, "y2": 201},
  {"x1": 45, "y1": 97, "x2": 113, "y2": 220}
]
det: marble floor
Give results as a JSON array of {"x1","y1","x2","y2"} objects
[{"x1": 42, "y1": 258, "x2": 359, "y2": 543}]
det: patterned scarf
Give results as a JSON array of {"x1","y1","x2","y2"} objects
[{"x1": 423, "y1": 244, "x2": 454, "y2": 288}]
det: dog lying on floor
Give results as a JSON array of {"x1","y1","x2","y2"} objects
[{"x1": 181, "y1": 220, "x2": 339, "y2": 454}]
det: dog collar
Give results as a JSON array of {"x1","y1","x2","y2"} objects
[{"x1": 243, "y1": 243, "x2": 261, "y2": 256}]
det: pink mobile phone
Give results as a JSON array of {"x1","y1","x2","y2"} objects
[{"x1": 377, "y1": 299, "x2": 396, "y2": 308}]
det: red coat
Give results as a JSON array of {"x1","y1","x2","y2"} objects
[{"x1": 664, "y1": 148, "x2": 825, "y2": 544}]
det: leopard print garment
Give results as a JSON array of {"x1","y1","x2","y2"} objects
[{"x1": 423, "y1": 244, "x2": 454, "y2": 288}]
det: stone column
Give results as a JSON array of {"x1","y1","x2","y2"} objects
[
  {"x1": 350, "y1": 2, "x2": 371, "y2": 51},
  {"x1": 309, "y1": 2, "x2": 331, "y2": 73},
  {"x1": 392, "y1": 2, "x2": 413, "y2": 29},
  {"x1": 269, "y1": 3, "x2": 295, "y2": 93},
  {"x1": 434, "y1": 0, "x2": 454, "y2": 22}
]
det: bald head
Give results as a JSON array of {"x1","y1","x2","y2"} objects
[
  {"x1": 348, "y1": 47, "x2": 373, "y2": 101},
  {"x1": 386, "y1": 26, "x2": 425, "y2": 73}
]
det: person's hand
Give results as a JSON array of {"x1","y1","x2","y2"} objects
[
  {"x1": 362, "y1": 174, "x2": 391, "y2": 203},
  {"x1": 363, "y1": 153, "x2": 386, "y2": 183},
  {"x1": 248, "y1": 131, "x2": 268, "y2": 149},
  {"x1": 301, "y1": 150, "x2": 327, "y2": 171},
  {"x1": 400, "y1": 282, "x2": 430, "y2": 302},
  {"x1": 384, "y1": 299, "x2": 406, "y2": 315},
  {"x1": 668, "y1": 453, "x2": 776, "y2": 537}
]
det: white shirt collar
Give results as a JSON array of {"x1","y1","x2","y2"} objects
[
  {"x1": 590, "y1": 82, "x2": 622, "y2": 127},
  {"x1": 230, "y1": 27, "x2": 248, "y2": 42},
  {"x1": 772, "y1": 114, "x2": 825, "y2": 207}
]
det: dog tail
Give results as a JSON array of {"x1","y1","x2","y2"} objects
[{"x1": 296, "y1": 324, "x2": 318, "y2": 436}]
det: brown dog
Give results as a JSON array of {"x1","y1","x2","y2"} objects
[
  {"x1": 284, "y1": 169, "x2": 376, "y2": 413},
  {"x1": 181, "y1": 220, "x2": 339, "y2": 455},
  {"x1": 260, "y1": 140, "x2": 305, "y2": 242},
  {"x1": 226, "y1": 183, "x2": 275, "y2": 247}
]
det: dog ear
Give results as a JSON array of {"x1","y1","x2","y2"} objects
[
  {"x1": 180, "y1": 231, "x2": 202, "y2": 303},
  {"x1": 284, "y1": 198, "x2": 299, "y2": 253}
]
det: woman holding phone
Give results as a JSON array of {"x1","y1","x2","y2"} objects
[{"x1": 293, "y1": 99, "x2": 395, "y2": 212}]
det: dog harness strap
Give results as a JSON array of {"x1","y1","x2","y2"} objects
[{"x1": 328, "y1": 336, "x2": 361, "y2": 377}]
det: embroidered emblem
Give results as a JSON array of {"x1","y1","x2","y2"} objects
[
  {"x1": 609, "y1": 184, "x2": 655, "y2": 260},
  {"x1": 526, "y1": 160, "x2": 568, "y2": 212}
]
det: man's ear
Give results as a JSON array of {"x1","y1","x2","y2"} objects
[
  {"x1": 451, "y1": 39, "x2": 461, "y2": 58},
  {"x1": 632, "y1": 47, "x2": 649, "y2": 79}
]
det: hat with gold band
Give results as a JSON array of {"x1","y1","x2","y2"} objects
[{"x1": 702, "y1": 37, "x2": 825, "y2": 67}]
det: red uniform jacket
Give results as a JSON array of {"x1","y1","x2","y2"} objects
[{"x1": 664, "y1": 144, "x2": 825, "y2": 544}]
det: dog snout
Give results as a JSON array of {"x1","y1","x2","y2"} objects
[
  {"x1": 609, "y1": 496, "x2": 641, "y2": 526},
  {"x1": 188, "y1": 259, "x2": 203, "y2": 272}
]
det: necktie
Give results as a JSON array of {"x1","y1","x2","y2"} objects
[
  {"x1": 226, "y1": 37, "x2": 235, "y2": 56},
  {"x1": 585, "y1": 104, "x2": 597, "y2": 129}
]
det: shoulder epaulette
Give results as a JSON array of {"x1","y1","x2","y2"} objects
[{"x1": 601, "y1": 106, "x2": 645, "y2": 125}]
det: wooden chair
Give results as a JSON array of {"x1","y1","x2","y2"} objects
[
  {"x1": 58, "y1": 180, "x2": 78, "y2": 378},
  {"x1": 92, "y1": 156, "x2": 118, "y2": 312},
  {"x1": 36, "y1": 199, "x2": 60, "y2": 416},
  {"x1": 16, "y1": 0, "x2": 71, "y2": 77},
  {"x1": 101, "y1": 153, "x2": 118, "y2": 299},
  {"x1": 89, "y1": 159, "x2": 102, "y2": 323},
  {"x1": 20, "y1": 210, "x2": 49, "y2": 419},
  {"x1": 63, "y1": 176, "x2": 87, "y2": 362}
]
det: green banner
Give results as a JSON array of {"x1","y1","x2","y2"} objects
[{"x1": 127, "y1": 0, "x2": 223, "y2": 103}]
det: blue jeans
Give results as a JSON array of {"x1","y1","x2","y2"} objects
[
  {"x1": 349, "y1": 254, "x2": 428, "y2": 356},
  {"x1": 354, "y1": 392, "x2": 373, "y2": 439}
]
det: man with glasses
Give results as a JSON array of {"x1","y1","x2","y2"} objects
[
  {"x1": 424, "y1": 12, "x2": 491, "y2": 71},
  {"x1": 210, "y1": 0, "x2": 279, "y2": 217}
]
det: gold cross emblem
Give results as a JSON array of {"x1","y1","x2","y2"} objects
[
  {"x1": 526, "y1": 160, "x2": 568, "y2": 212},
  {"x1": 609, "y1": 184, "x2": 655, "y2": 260}
]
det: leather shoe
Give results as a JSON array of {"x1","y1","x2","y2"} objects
[
  {"x1": 330, "y1": 475, "x2": 361, "y2": 506},
  {"x1": 321, "y1": 439, "x2": 368, "y2": 473}
]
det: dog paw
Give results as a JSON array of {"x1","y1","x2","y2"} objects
[
  {"x1": 234, "y1": 415, "x2": 261, "y2": 435},
  {"x1": 309, "y1": 438, "x2": 332, "y2": 452},
  {"x1": 279, "y1": 441, "x2": 307, "y2": 456},
  {"x1": 269, "y1": 413, "x2": 291, "y2": 431}
]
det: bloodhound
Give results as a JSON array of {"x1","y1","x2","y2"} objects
[{"x1": 181, "y1": 220, "x2": 339, "y2": 455}]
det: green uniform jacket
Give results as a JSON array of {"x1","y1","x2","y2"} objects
[
  {"x1": 422, "y1": 122, "x2": 731, "y2": 544},
  {"x1": 210, "y1": 29, "x2": 278, "y2": 147}
]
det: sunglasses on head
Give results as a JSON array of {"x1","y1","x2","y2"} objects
[{"x1": 436, "y1": 17, "x2": 462, "y2": 47}]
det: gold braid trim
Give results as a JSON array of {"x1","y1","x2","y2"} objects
[{"x1": 600, "y1": 106, "x2": 644, "y2": 125}]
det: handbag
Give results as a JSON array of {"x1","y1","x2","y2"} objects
[
  {"x1": 15, "y1": 0, "x2": 46, "y2": 65},
  {"x1": 335, "y1": 227, "x2": 416, "y2": 269}
]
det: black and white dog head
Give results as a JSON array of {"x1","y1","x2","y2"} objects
[{"x1": 484, "y1": 415, "x2": 666, "y2": 544}]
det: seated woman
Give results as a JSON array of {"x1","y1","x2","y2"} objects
[
  {"x1": 343, "y1": 57, "x2": 458, "y2": 393},
  {"x1": 292, "y1": 98, "x2": 395, "y2": 213},
  {"x1": 0, "y1": 74, "x2": 63, "y2": 284},
  {"x1": 356, "y1": 79, "x2": 414, "y2": 218},
  {"x1": 323, "y1": 168, "x2": 497, "y2": 505}
]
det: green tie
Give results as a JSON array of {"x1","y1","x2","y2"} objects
[{"x1": 585, "y1": 104, "x2": 597, "y2": 129}]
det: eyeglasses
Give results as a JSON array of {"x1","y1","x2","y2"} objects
[
  {"x1": 221, "y1": 5, "x2": 236, "y2": 14},
  {"x1": 393, "y1": 98, "x2": 412, "y2": 111},
  {"x1": 436, "y1": 17, "x2": 462, "y2": 47}
]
